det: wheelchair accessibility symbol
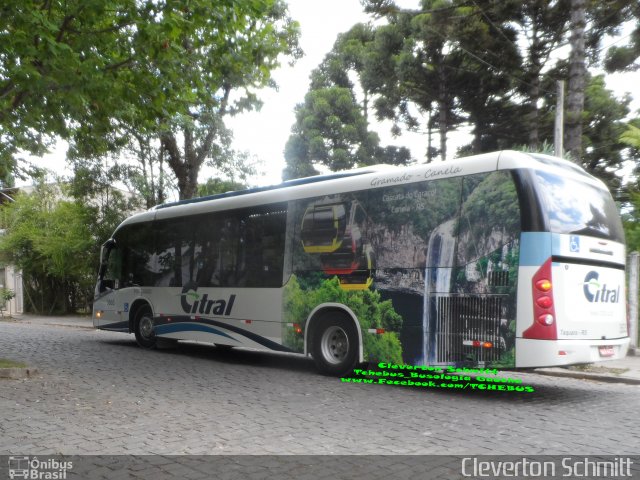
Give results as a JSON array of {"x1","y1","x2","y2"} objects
[{"x1": 570, "y1": 235, "x2": 580, "y2": 253}]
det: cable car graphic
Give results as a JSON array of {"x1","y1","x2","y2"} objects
[
  {"x1": 334, "y1": 245, "x2": 375, "y2": 291},
  {"x1": 301, "y1": 200, "x2": 375, "y2": 290},
  {"x1": 301, "y1": 203, "x2": 347, "y2": 253},
  {"x1": 320, "y1": 224, "x2": 364, "y2": 276}
]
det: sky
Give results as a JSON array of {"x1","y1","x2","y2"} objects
[{"x1": 19, "y1": 0, "x2": 640, "y2": 198}]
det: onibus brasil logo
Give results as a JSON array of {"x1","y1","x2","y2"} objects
[
  {"x1": 583, "y1": 271, "x2": 621, "y2": 303},
  {"x1": 8, "y1": 456, "x2": 72, "y2": 480}
]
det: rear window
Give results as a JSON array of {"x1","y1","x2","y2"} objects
[{"x1": 534, "y1": 171, "x2": 624, "y2": 243}]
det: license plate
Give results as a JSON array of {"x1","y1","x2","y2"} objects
[{"x1": 599, "y1": 346, "x2": 615, "y2": 357}]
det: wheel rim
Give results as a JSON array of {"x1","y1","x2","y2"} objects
[
  {"x1": 139, "y1": 314, "x2": 154, "y2": 340},
  {"x1": 320, "y1": 326, "x2": 349, "y2": 365}
]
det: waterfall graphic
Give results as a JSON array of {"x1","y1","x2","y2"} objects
[{"x1": 422, "y1": 219, "x2": 456, "y2": 365}]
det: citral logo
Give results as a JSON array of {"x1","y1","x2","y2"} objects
[
  {"x1": 180, "y1": 282, "x2": 236, "y2": 315},
  {"x1": 583, "y1": 271, "x2": 620, "y2": 303}
]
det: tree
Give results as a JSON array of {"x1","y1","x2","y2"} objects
[
  {"x1": 138, "y1": 0, "x2": 300, "y2": 199},
  {"x1": 283, "y1": 23, "x2": 410, "y2": 180},
  {"x1": 621, "y1": 124, "x2": 640, "y2": 149},
  {"x1": 362, "y1": 2, "x2": 462, "y2": 161},
  {"x1": 197, "y1": 178, "x2": 247, "y2": 197},
  {"x1": 449, "y1": 1, "x2": 523, "y2": 153},
  {"x1": 0, "y1": 182, "x2": 134, "y2": 313},
  {"x1": 580, "y1": 75, "x2": 631, "y2": 193},
  {"x1": 362, "y1": 0, "x2": 521, "y2": 159},
  {"x1": 284, "y1": 86, "x2": 372, "y2": 178},
  {"x1": 1, "y1": 0, "x2": 301, "y2": 199},
  {"x1": 506, "y1": 0, "x2": 570, "y2": 149},
  {"x1": 605, "y1": 23, "x2": 640, "y2": 72},
  {"x1": 565, "y1": 0, "x2": 587, "y2": 161}
]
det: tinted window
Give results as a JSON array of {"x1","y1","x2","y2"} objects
[
  {"x1": 116, "y1": 223, "x2": 155, "y2": 287},
  {"x1": 112, "y1": 203, "x2": 287, "y2": 289},
  {"x1": 190, "y1": 204, "x2": 287, "y2": 288},
  {"x1": 239, "y1": 206, "x2": 287, "y2": 287},
  {"x1": 534, "y1": 171, "x2": 624, "y2": 243}
]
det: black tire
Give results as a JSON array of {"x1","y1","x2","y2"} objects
[
  {"x1": 311, "y1": 313, "x2": 359, "y2": 376},
  {"x1": 134, "y1": 305, "x2": 157, "y2": 349}
]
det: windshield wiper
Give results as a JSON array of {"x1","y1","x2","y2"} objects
[{"x1": 569, "y1": 226, "x2": 611, "y2": 240}]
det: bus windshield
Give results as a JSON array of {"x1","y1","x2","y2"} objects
[{"x1": 534, "y1": 170, "x2": 624, "y2": 243}]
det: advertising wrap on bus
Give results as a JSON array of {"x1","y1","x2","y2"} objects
[{"x1": 92, "y1": 151, "x2": 630, "y2": 376}]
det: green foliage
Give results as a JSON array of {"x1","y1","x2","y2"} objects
[
  {"x1": 283, "y1": 275, "x2": 404, "y2": 364},
  {"x1": 623, "y1": 191, "x2": 640, "y2": 252},
  {"x1": 580, "y1": 75, "x2": 631, "y2": 192},
  {"x1": 283, "y1": 23, "x2": 411, "y2": 180},
  {"x1": 0, "y1": 358, "x2": 27, "y2": 368},
  {"x1": 197, "y1": 178, "x2": 248, "y2": 197},
  {"x1": 0, "y1": 182, "x2": 133, "y2": 314},
  {"x1": 0, "y1": 288, "x2": 15, "y2": 304},
  {"x1": 1, "y1": 0, "x2": 300, "y2": 198},
  {"x1": 621, "y1": 124, "x2": 640, "y2": 149}
]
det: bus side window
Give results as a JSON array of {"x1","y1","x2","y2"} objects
[
  {"x1": 190, "y1": 215, "x2": 239, "y2": 288},
  {"x1": 102, "y1": 243, "x2": 122, "y2": 290},
  {"x1": 238, "y1": 206, "x2": 287, "y2": 288},
  {"x1": 152, "y1": 219, "x2": 185, "y2": 287}
]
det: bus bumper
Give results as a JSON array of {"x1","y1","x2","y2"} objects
[{"x1": 515, "y1": 337, "x2": 630, "y2": 368}]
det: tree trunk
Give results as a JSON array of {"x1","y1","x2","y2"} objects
[
  {"x1": 525, "y1": 23, "x2": 543, "y2": 149},
  {"x1": 438, "y1": 67, "x2": 448, "y2": 161},
  {"x1": 565, "y1": 0, "x2": 586, "y2": 162},
  {"x1": 427, "y1": 108, "x2": 433, "y2": 163},
  {"x1": 160, "y1": 88, "x2": 231, "y2": 200}
]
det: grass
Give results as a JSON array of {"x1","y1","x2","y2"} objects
[{"x1": 0, "y1": 358, "x2": 27, "y2": 369}]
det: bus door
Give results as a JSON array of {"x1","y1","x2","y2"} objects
[{"x1": 93, "y1": 239, "x2": 127, "y2": 330}]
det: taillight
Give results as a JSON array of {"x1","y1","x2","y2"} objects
[
  {"x1": 536, "y1": 296, "x2": 553, "y2": 308},
  {"x1": 523, "y1": 257, "x2": 558, "y2": 340}
]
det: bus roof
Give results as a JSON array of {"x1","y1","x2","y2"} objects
[
  {"x1": 119, "y1": 150, "x2": 605, "y2": 227},
  {"x1": 153, "y1": 164, "x2": 396, "y2": 211}
]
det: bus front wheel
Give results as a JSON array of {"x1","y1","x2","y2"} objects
[
  {"x1": 134, "y1": 306, "x2": 157, "y2": 349},
  {"x1": 311, "y1": 314, "x2": 358, "y2": 376}
]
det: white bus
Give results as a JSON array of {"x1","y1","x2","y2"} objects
[{"x1": 93, "y1": 151, "x2": 629, "y2": 376}]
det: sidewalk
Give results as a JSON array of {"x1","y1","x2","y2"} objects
[
  {"x1": 5, "y1": 313, "x2": 640, "y2": 384},
  {"x1": 5, "y1": 313, "x2": 94, "y2": 329},
  {"x1": 535, "y1": 352, "x2": 640, "y2": 385}
]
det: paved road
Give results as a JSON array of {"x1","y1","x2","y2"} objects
[{"x1": 1, "y1": 320, "x2": 639, "y2": 456}]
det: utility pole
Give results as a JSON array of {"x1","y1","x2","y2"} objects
[{"x1": 554, "y1": 80, "x2": 564, "y2": 158}]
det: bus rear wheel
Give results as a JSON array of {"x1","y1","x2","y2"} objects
[
  {"x1": 134, "y1": 306, "x2": 157, "y2": 349},
  {"x1": 311, "y1": 314, "x2": 358, "y2": 376}
]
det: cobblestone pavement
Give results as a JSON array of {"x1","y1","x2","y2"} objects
[{"x1": 1, "y1": 320, "x2": 640, "y2": 456}]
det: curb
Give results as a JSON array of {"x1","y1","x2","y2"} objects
[
  {"x1": 3, "y1": 318, "x2": 94, "y2": 330},
  {"x1": 41, "y1": 322, "x2": 94, "y2": 330},
  {"x1": 534, "y1": 369, "x2": 640, "y2": 385},
  {"x1": 0, "y1": 367, "x2": 39, "y2": 379}
]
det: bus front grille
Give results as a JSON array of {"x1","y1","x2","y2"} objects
[{"x1": 433, "y1": 295, "x2": 505, "y2": 364}]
